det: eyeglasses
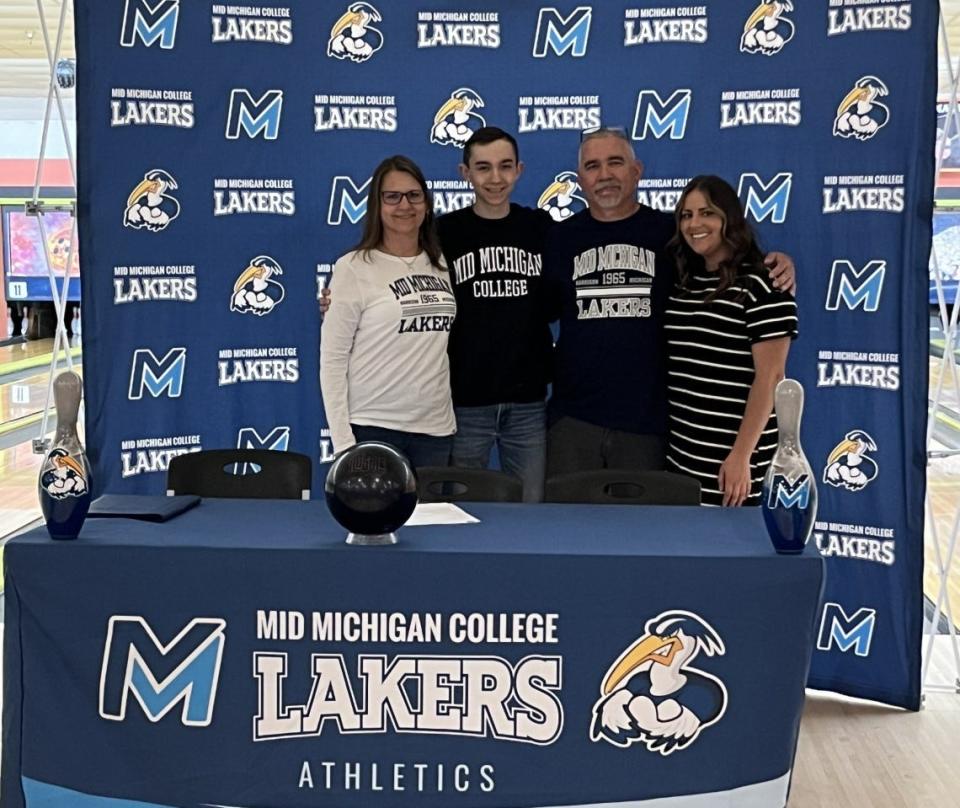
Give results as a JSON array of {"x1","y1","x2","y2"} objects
[
  {"x1": 580, "y1": 125, "x2": 630, "y2": 143},
  {"x1": 381, "y1": 189, "x2": 426, "y2": 205}
]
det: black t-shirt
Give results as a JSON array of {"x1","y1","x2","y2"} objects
[
  {"x1": 542, "y1": 206, "x2": 676, "y2": 435},
  {"x1": 437, "y1": 204, "x2": 554, "y2": 407}
]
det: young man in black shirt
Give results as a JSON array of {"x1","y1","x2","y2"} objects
[{"x1": 437, "y1": 128, "x2": 553, "y2": 502}]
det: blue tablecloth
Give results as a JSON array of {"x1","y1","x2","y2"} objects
[{"x1": 1, "y1": 501, "x2": 824, "y2": 808}]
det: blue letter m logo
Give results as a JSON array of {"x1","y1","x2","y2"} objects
[
  {"x1": 767, "y1": 474, "x2": 810, "y2": 509},
  {"x1": 128, "y1": 347, "x2": 186, "y2": 400},
  {"x1": 738, "y1": 172, "x2": 792, "y2": 224},
  {"x1": 238, "y1": 426, "x2": 290, "y2": 453},
  {"x1": 226, "y1": 89, "x2": 284, "y2": 140},
  {"x1": 328, "y1": 176, "x2": 371, "y2": 225},
  {"x1": 533, "y1": 6, "x2": 592, "y2": 57},
  {"x1": 99, "y1": 617, "x2": 226, "y2": 726},
  {"x1": 234, "y1": 426, "x2": 290, "y2": 475},
  {"x1": 825, "y1": 260, "x2": 885, "y2": 312},
  {"x1": 120, "y1": 0, "x2": 179, "y2": 49},
  {"x1": 817, "y1": 603, "x2": 876, "y2": 658},
  {"x1": 632, "y1": 90, "x2": 691, "y2": 140}
]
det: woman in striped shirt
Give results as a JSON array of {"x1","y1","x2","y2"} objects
[{"x1": 665, "y1": 176, "x2": 798, "y2": 507}]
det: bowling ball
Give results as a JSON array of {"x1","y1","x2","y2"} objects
[{"x1": 324, "y1": 442, "x2": 418, "y2": 535}]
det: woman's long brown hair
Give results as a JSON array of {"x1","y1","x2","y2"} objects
[
  {"x1": 669, "y1": 175, "x2": 765, "y2": 302},
  {"x1": 353, "y1": 155, "x2": 444, "y2": 269}
]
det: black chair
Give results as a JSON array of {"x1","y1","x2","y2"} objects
[
  {"x1": 416, "y1": 466, "x2": 524, "y2": 503},
  {"x1": 166, "y1": 449, "x2": 312, "y2": 500},
  {"x1": 545, "y1": 469, "x2": 701, "y2": 505}
]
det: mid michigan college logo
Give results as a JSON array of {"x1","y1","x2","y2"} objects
[
  {"x1": 766, "y1": 473, "x2": 811, "y2": 509},
  {"x1": 828, "y1": 1, "x2": 912, "y2": 35},
  {"x1": 99, "y1": 616, "x2": 226, "y2": 726},
  {"x1": 590, "y1": 610, "x2": 727, "y2": 756},
  {"x1": 538, "y1": 171, "x2": 586, "y2": 222},
  {"x1": 623, "y1": 6, "x2": 708, "y2": 45},
  {"x1": 431, "y1": 88, "x2": 486, "y2": 148},
  {"x1": 123, "y1": 169, "x2": 180, "y2": 231},
  {"x1": 114, "y1": 264, "x2": 197, "y2": 305},
  {"x1": 128, "y1": 347, "x2": 186, "y2": 400},
  {"x1": 817, "y1": 603, "x2": 876, "y2": 657},
  {"x1": 533, "y1": 6, "x2": 592, "y2": 57},
  {"x1": 823, "y1": 430, "x2": 879, "y2": 491},
  {"x1": 327, "y1": 3, "x2": 383, "y2": 62},
  {"x1": 230, "y1": 255, "x2": 285, "y2": 316},
  {"x1": 238, "y1": 426, "x2": 290, "y2": 453},
  {"x1": 825, "y1": 260, "x2": 886, "y2": 312},
  {"x1": 121, "y1": 0, "x2": 179, "y2": 49},
  {"x1": 211, "y1": 4, "x2": 293, "y2": 44},
  {"x1": 632, "y1": 90, "x2": 691, "y2": 141},
  {"x1": 226, "y1": 89, "x2": 283, "y2": 140},
  {"x1": 417, "y1": 10, "x2": 500, "y2": 48},
  {"x1": 328, "y1": 176, "x2": 370, "y2": 225},
  {"x1": 833, "y1": 76, "x2": 889, "y2": 141},
  {"x1": 740, "y1": 0, "x2": 794, "y2": 55},
  {"x1": 234, "y1": 426, "x2": 291, "y2": 474},
  {"x1": 738, "y1": 172, "x2": 792, "y2": 224},
  {"x1": 40, "y1": 448, "x2": 88, "y2": 500},
  {"x1": 253, "y1": 611, "x2": 563, "y2": 745}
]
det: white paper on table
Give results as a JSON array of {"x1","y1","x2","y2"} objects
[{"x1": 405, "y1": 503, "x2": 480, "y2": 526}]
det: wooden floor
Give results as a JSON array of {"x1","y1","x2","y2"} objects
[
  {"x1": 926, "y1": 357, "x2": 960, "y2": 666},
  {"x1": 792, "y1": 643, "x2": 960, "y2": 807}
]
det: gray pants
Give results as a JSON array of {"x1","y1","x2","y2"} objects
[{"x1": 546, "y1": 415, "x2": 667, "y2": 477}]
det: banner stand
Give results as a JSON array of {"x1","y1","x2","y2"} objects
[
  {"x1": 26, "y1": 0, "x2": 79, "y2": 455},
  {"x1": 923, "y1": 3, "x2": 960, "y2": 698}
]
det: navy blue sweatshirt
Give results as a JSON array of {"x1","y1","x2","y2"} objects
[{"x1": 543, "y1": 205, "x2": 675, "y2": 435}]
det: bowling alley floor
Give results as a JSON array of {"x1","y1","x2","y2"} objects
[{"x1": 2, "y1": 332, "x2": 960, "y2": 807}]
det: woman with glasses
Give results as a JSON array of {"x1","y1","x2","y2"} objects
[
  {"x1": 665, "y1": 176, "x2": 798, "y2": 507},
  {"x1": 320, "y1": 155, "x2": 457, "y2": 466}
]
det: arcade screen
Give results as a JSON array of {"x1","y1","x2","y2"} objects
[
  {"x1": 930, "y1": 210, "x2": 960, "y2": 306},
  {"x1": 2, "y1": 205, "x2": 80, "y2": 302}
]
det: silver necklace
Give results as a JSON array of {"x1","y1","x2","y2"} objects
[{"x1": 386, "y1": 251, "x2": 420, "y2": 271}]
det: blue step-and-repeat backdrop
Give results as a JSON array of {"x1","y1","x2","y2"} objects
[{"x1": 76, "y1": 1, "x2": 935, "y2": 710}]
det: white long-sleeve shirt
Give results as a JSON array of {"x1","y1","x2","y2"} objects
[{"x1": 320, "y1": 249, "x2": 457, "y2": 452}]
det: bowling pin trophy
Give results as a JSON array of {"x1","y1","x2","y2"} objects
[
  {"x1": 761, "y1": 379, "x2": 817, "y2": 554},
  {"x1": 38, "y1": 371, "x2": 92, "y2": 540}
]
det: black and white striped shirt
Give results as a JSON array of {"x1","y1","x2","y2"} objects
[{"x1": 664, "y1": 268, "x2": 798, "y2": 506}]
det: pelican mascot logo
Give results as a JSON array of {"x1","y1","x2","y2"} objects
[
  {"x1": 590, "y1": 610, "x2": 728, "y2": 756},
  {"x1": 823, "y1": 430, "x2": 879, "y2": 491},
  {"x1": 123, "y1": 169, "x2": 180, "y2": 232},
  {"x1": 327, "y1": 3, "x2": 383, "y2": 63},
  {"x1": 834, "y1": 76, "x2": 889, "y2": 141},
  {"x1": 230, "y1": 255, "x2": 285, "y2": 316},
  {"x1": 430, "y1": 88, "x2": 486, "y2": 149},
  {"x1": 538, "y1": 171, "x2": 587, "y2": 222},
  {"x1": 739, "y1": 0, "x2": 794, "y2": 55},
  {"x1": 41, "y1": 448, "x2": 88, "y2": 499}
]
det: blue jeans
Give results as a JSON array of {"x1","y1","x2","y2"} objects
[
  {"x1": 452, "y1": 401, "x2": 546, "y2": 502},
  {"x1": 351, "y1": 425, "x2": 452, "y2": 469}
]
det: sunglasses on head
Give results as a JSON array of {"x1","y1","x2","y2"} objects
[{"x1": 580, "y1": 125, "x2": 629, "y2": 143}]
